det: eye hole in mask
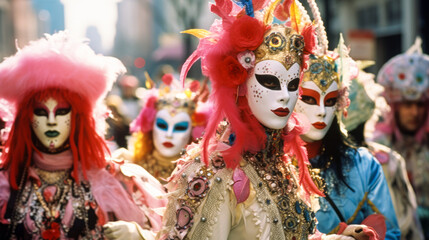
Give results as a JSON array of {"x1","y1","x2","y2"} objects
[{"x1": 255, "y1": 74, "x2": 281, "y2": 90}]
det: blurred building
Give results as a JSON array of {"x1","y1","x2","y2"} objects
[
  {"x1": 314, "y1": 0, "x2": 426, "y2": 73},
  {"x1": 0, "y1": 0, "x2": 14, "y2": 59},
  {"x1": 112, "y1": 0, "x2": 214, "y2": 84},
  {"x1": 0, "y1": 0, "x2": 64, "y2": 60}
]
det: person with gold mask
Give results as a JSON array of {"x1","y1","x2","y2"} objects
[{"x1": 294, "y1": 0, "x2": 400, "y2": 239}]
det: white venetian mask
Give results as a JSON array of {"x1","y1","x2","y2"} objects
[
  {"x1": 31, "y1": 97, "x2": 72, "y2": 151},
  {"x1": 295, "y1": 81, "x2": 339, "y2": 142},
  {"x1": 246, "y1": 61, "x2": 300, "y2": 129},
  {"x1": 152, "y1": 109, "x2": 192, "y2": 157}
]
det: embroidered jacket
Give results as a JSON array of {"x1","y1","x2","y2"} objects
[
  {"x1": 311, "y1": 147, "x2": 401, "y2": 240},
  {"x1": 157, "y1": 125, "x2": 319, "y2": 240}
]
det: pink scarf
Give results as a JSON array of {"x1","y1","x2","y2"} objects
[{"x1": 32, "y1": 150, "x2": 73, "y2": 171}]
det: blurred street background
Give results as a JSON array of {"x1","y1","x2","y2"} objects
[{"x1": 0, "y1": 0, "x2": 427, "y2": 84}]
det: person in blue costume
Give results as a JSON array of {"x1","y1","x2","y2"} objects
[
  {"x1": 294, "y1": 43, "x2": 400, "y2": 239},
  {"x1": 294, "y1": 2, "x2": 400, "y2": 237}
]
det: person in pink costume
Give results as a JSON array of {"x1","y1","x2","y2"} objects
[
  {"x1": 0, "y1": 32, "x2": 152, "y2": 239},
  {"x1": 372, "y1": 37, "x2": 429, "y2": 237}
]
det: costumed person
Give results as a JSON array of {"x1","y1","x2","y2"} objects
[
  {"x1": 118, "y1": 75, "x2": 141, "y2": 122},
  {"x1": 156, "y1": 0, "x2": 368, "y2": 239},
  {"x1": 0, "y1": 32, "x2": 151, "y2": 239},
  {"x1": 104, "y1": 75, "x2": 141, "y2": 151},
  {"x1": 294, "y1": 1, "x2": 400, "y2": 239},
  {"x1": 344, "y1": 61, "x2": 423, "y2": 239},
  {"x1": 101, "y1": 74, "x2": 210, "y2": 240},
  {"x1": 124, "y1": 73, "x2": 211, "y2": 183},
  {"x1": 372, "y1": 37, "x2": 429, "y2": 237},
  {"x1": 105, "y1": 94, "x2": 131, "y2": 150}
]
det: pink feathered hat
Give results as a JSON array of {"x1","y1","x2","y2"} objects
[{"x1": 0, "y1": 31, "x2": 125, "y2": 109}]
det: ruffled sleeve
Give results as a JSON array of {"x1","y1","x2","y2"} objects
[{"x1": 86, "y1": 168, "x2": 149, "y2": 229}]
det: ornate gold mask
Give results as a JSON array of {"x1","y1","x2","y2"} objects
[
  {"x1": 254, "y1": 24, "x2": 304, "y2": 70},
  {"x1": 302, "y1": 54, "x2": 339, "y2": 92}
]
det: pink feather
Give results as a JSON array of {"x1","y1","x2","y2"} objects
[
  {"x1": 282, "y1": 113, "x2": 324, "y2": 197},
  {"x1": 301, "y1": 23, "x2": 317, "y2": 55},
  {"x1": 232, "y1": 168, "x2": 250, "y2": 204},
  {"x1": 210, "y1": 0, "x2": 236, "y2": 24},
  {"x1": 180, "y1": 50, "x2": 201, "y2": 86},
  {"x1": 253, "y1": 0, "x2": 271, "y2": 11},
  {"x1": 274, "y1": 0, "x2": 293, "y2": 21}
]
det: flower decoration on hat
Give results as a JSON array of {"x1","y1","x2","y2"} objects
[{"x1": 377, "y1": 37, "x2": 429, "y2": 103}]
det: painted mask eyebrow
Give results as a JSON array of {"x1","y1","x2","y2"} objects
[
  {"x1": 173, "y1": 121, "x2": 189, "y2": 132},
  {"x1": 301, "y1": 88, "x2": 320, "y2": 105},
  {"x1": 34, "y1": 100, "x2": 71, "y2": 116},
  {"x1": 324, "y1": 90, "x2": 339, "y2": 106}
]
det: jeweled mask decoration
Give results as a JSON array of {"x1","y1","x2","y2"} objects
[
  {"x1": 303, "y1": 55, "x2": 338, "y2": 92},
  {"x1": 254, "y1": 24, "x2": 304, "y2": 70},
  {"x1": 247, "y1": 25, "x2": 304, "y2": 129},
  {"x1": 295, "y1": 55, "x2": 340, "y2": 141},
  {"x1": 131, "y1": 74, "x2": 208, "y2": 159}
]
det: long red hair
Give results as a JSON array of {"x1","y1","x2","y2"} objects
[{"x1": 1, "y1": 88, "x2": 109, "y2": 189}]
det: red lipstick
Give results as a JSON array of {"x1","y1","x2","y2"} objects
[
  {"x1": 162, "y1": 142, "x2": 174, "y2": 148},
  {"x1": 271, "y1": 108, "x2": 290, "y2": 117},
  {"x1": 312, "y1": 122, "x2": 327, "y2": 129}
]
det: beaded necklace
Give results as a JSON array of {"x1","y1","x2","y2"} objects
[
  {"x1": 244, "y1": 129, "x2": 318, "y2": 238},
  {"x1": 9, "y1": 168, "x2": 102, "y2": 239}
]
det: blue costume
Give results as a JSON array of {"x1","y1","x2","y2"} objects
[{"x1": 312, "y1": 147, "x2": 401, "y2": 239}]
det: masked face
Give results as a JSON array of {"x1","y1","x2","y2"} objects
[
  {"x1": 153, "y1": 109, "x2": 192, "y2": 157},
  {"x1": 295, "y1": 81, "x2": 339, "y2": 142},
  {"x1": 31, "y1": 97, "x2": 72, "y2": 151},
  {"x1": 246, "y1": 61, "x2": 300, "y2": 129}
]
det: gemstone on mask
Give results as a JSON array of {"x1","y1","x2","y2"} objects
[
  {"x1": 265, "y1": 32, "x2": 286, "y2": 52},
  {"x1": 320, "y1": 79, "x2": 327, "y2": 87},
  {"x1": 310, "y1": 63, "x2": 323, "y2": 74},
  {"x1": 416, "y1": 74, "x2": 423, "y2": 83},
  {"x1": 290, "y1": 35, "x2": 304, "y2": 52}
]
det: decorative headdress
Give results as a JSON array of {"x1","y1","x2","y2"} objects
[
  {"x1": 130, "y1": 74, "x2": 211, "y2": 159},
  {"x1": 342, "y1": 61, "x2": 384, "y2": 132},
  {"x1": 0, "y1": 31, "x2": 125, "y2": 188},
  {"x1": 375, "y1": 37, "x2": 429, "y2": 142},
  {"x1": 0, "y1": 31, "x2": 123, "y2": 110},
  {"x1": 377, "y1": 37, "x2": 429, "y2": 103},
  {"x1": 302, "y1": 0, "x2": 358, "y2": 133},
  {"x1": 179, "y1": 0, "x2": 324, "y2": 196}
]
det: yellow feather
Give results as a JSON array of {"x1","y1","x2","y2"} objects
[
  {"x1": 290, "y1": 0, "x2": 302, "y2": 32},
  {"x1": 263, "y1": 0, "x2": 282, "y2": 25},
  {"x1": 181, "y1": 29, "x2": 212, "y2": 39},
  {"x1": 144, "y1": 71, "x2": 155, "y2": 89}
]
